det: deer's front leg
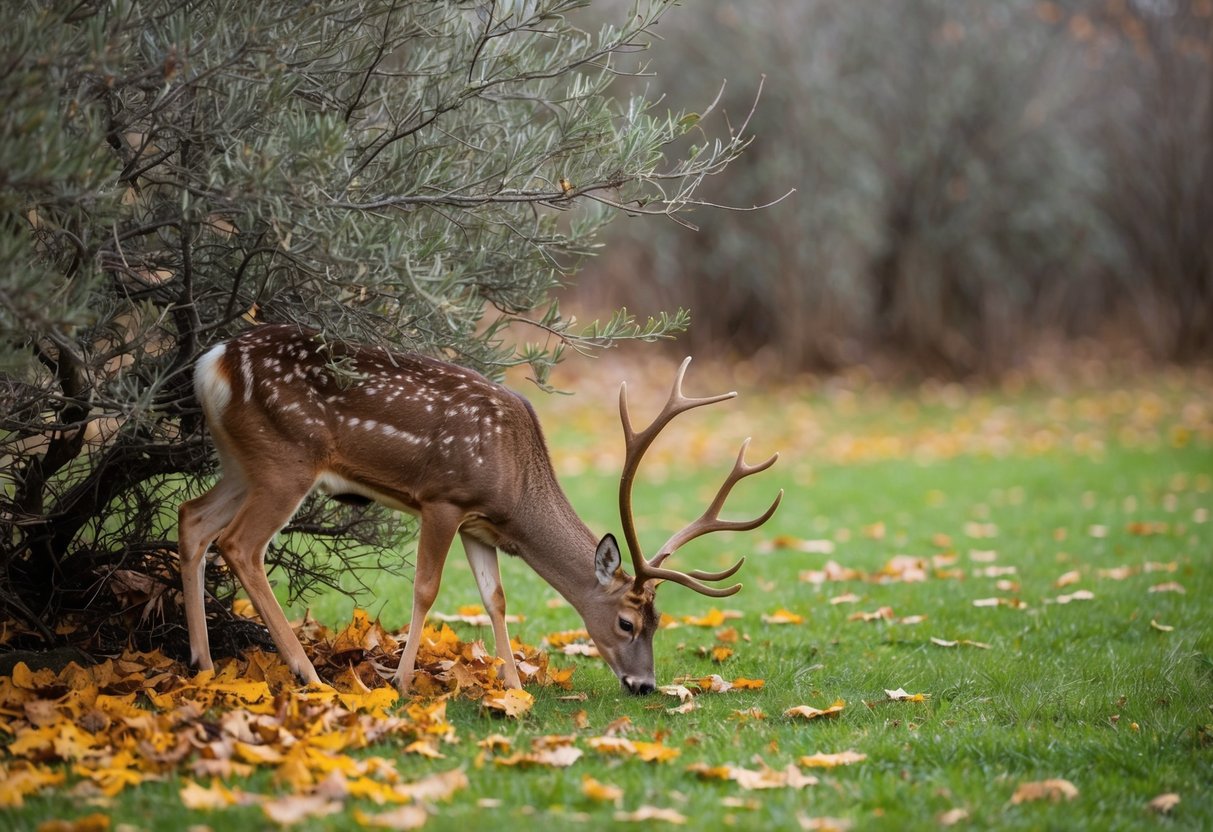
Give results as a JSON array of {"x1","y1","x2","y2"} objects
[
  {"x1": 461, "y1": 532, "x2": 522, "y2": 690},
  {"x1": 395, "y1": 502, "x2": 462, "y2": 695}
]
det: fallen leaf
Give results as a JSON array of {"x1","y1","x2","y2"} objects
[
  {"x1": 1147, "y1": 793, "x2": 1180, "y2": 814},
  {"x1": 658, "y1": 684, "x2": 695, "y2": 703},
  {"x1": 481, "y1": 688, "x2": 534, "y2": 719},
  {"x1": 761, "y1": 608, "x2": 804, "y2": 625},
  {"x1": 688, "y1": 761, "x2": 818, "y2": 790},
  {"x1": 494, "y1": 744, "x2": 582, "y2": 768},
  {"x1": 796, "y1": 816, "x2": 853, "y2": 832},
  {"x1": 261, "y1": 794, "x2": 342, "y2": 825},
  {"x1": 1010, "y1": 778, "x2": 1079, "y2": 804},
  {"x1": 682, "y1": 609, "x2": 741, "y2": 627},
  {"x1": 930, "y1": 637, "x2": 992, "y2": 649},
  {"x1": 353, "y1": 805, "x2": 429, "y2": 830},
  {"x1": 1148, "y1": 582, "x2": 1186, "y2": 594},
  {"x1": 1052, "y1": 590, "x2": 1095, "y2": 604},
  {"x1": 848, "y1": 606, "x2": 894, "y2": 622},
  {"x1": 798, "y1": 750, "x2": 867, "y2": 768},
  {"x1": 884, "y1": 688, "x2": 928, "y2": 702},
  {"x1": 785, "y1": 699, "x2": 846, "y2": 720},
  {"x1": 32, "y1": 814, "x2": 110, "y2": 832},
  {"x1": 1149, "y1": 619, "x2": 1174, "y2": 632},
  {"x1": 614, "y1": 806, "x2": 687, "y2": 824},
  {"x1": 1054, "y1": 570, "x2": 1082, "y2": 588},
  {"x1": 582, "y1": 774, "x2": 623, "y2": 804},
  {"x1": 938, "y1": 807, "x2": 969, "y2": 826}
]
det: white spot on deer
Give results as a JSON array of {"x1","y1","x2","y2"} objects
[
  {"x1": 442, "y1": 436, "x2": 454, "y2": 445},
  {"x1": 348, "y1": 417, "x2": 361, "y2": 427},
  {"x1": 239, "y1": 348, "x2": 254, "y2": 402}
]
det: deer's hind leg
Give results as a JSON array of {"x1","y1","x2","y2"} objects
[
  {"x1": 394, "y1": 502, "x2": 462, "y2": 694},
  {"x1": 178, "y1": 473, "x2": 247, "y2": 670}
]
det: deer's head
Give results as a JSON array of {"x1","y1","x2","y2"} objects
[{"x1": 580, "y1": 359, "x2": 783, "y2": 695}]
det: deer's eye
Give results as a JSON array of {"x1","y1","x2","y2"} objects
[{"x1": 618, "y1": 617, "x2": 634, "y2": 633}]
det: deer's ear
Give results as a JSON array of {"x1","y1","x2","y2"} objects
[{"x1": 594, "y1": 534, "x2": 622, "y2": 586}]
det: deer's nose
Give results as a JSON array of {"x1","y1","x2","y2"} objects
[{"x1": 623, "y1": 677, "x2": 656, "y2": 695}]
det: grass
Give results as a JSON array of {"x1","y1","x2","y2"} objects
[{"x1": 4, "y1": 362, "x2": 1212, "y2": 830}]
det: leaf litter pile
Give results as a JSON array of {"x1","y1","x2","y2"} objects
[{"x1": 0, "y1": 612, "x2": 570, "y2": 826}]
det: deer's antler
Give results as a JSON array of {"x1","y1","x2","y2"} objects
[{"x1": 618, "y1": 358, "x2": 783, "y2": 597}]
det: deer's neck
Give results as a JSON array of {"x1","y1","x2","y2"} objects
[{"x1": 500, "y1": 476, "x2": 602, "y2": 612}]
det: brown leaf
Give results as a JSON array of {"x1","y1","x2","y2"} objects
[
  {"x1": 1010, "y1": 778, "x2": 1079, "y2": 804},
  {"x1": 614, "y1": 807, "x2": 687, "y2": 824},
  {"x1": 1147, "y1": 793, "x2": 1180, "y2": 814},
  {"x1": 261, "y1": 794, "x2": 342, "y2": 825},
  {"x1": 34, "y1": 814, "x2": 110, "y2": 832},
  {"x1": 937, "y1": 808, "x2": 969, "y2": 826},
  {"x1": 884, "y1": 688, "x2": 928, "y2": 702}
]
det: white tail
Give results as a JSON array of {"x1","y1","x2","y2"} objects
[{"x1": 178, "y1": 325, "x2": 781, "y2": 694}]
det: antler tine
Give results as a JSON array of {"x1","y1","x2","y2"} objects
[
  {"x1": 652, "y1": 439, "x2": 782, "y2": 565},
  {"x1": 618, "y1": 357, "x2": 737, "y2": 580}
]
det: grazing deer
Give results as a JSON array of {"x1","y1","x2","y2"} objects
[{"x1": 178, "y1": 325, "x2": 781, "y2": 695}]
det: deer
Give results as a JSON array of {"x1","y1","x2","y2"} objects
[{"x1": 177, "y1": 324, "x2": 781, "y2": 695}]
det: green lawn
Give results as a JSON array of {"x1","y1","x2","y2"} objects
[{"x1": 4, "y1": 366, "x2": 1212, "y2": 830}]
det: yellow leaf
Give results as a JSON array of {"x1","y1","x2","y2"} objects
[
  {"x1": 477, "y1": 734, "x2": 512, "y2": 752},
  {"x1": 337, "y1": 686, "x2": 398, "y2": 715},
  {"x1": 1150, "y1": 619, "x2": 1174, "y2": 632},
  {"x1": 761, "y1": 608, "x2": 804, "y2": 625},
  {"x1": 581, "y1": 774, "x2": 623, "y2": 804},
  {"x1": 33, "y1": 813, "x2": 110, "y2": 832},
  {"x1": 402, "y1": 740, "x2": 444, "y2": 759},
  {"x1": 0, "y1": 762, "x2": 65, "y2": 807},
  {"x1": 1010, "y1": 778, "x2": 1079, "y2": 804},
  {"x1": 732, "y1": 677, "x2": 765, "y2": 690},
  {"x1": 681, "y1": 608, "x2": 741, "y2": 627},
  {"x1": 482, "y1": 688, "x2": 533, "y2": 719},
  {"x1": 710, "y1": 646, "x2": 733, "y2": 663},
  {"x1": 799, "y1": 750, "x2": 867, "y2": 768},
  {"x1": 785, "y1": 699, "x2": 846, "y2": 720},
  {"x1": 632, "y1": 740, "x2": 680, "y2": 763}
]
